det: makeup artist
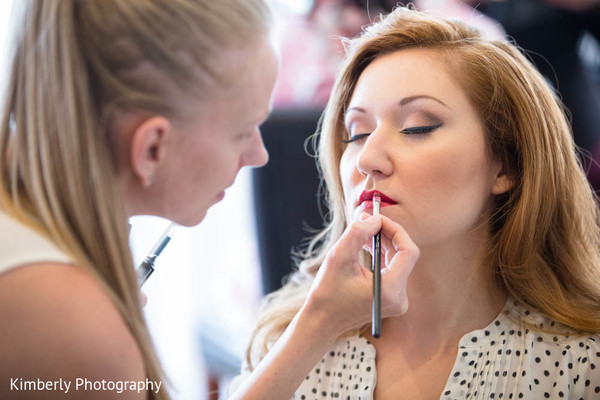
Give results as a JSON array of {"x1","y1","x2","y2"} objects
[
  {"x1": 241, "y1": 6, "x2": 600, "y2": 399},
  {"x1": 0, "y1": 1, "x2": 416, "y2": 399}
]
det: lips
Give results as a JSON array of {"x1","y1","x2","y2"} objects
[{"x1": 359, "y1": 190, "x2": 397, "y2": 209}]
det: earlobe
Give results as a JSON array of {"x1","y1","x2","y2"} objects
[
  {"x1": 130, "y1": 116, "x2": 171, "y2": 188},
  {"x1": 490, "y1": 157, "x2": 514, "y2": 195},
  {"x1": 492, "y1": 172, "x2": 514, "y2": 195}
]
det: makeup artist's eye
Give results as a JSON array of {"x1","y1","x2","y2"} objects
[
  {"x1": 401, "y1": 122, "x2": 443, "y2": 135},
  {"x1": 342, "y1": 133, "x2": 370, "y2": 144}
]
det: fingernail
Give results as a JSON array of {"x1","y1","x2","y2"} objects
[
  {"x1": 365, "y1": 214, "x2": 379, "y2": 223},
  {"x1": 359, "y1": 212, "x2": 370, "y2": 221}
]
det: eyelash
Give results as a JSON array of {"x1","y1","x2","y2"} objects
[{"x1": 342, "y1": 122, "x2": 443, "y2": 144}]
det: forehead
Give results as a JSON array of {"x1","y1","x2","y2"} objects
[{"x1": 349, "y1": 48, "x2": 465, "y2": 107}]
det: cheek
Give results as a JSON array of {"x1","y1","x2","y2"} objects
[
  {"x1": 339, "y1": 150, "x2": 358, "y2": 201},
  {"x1": 198, "y1": 145, "x2": 240, "y2": 186},
  {"x1": 414, "y1": 144, "x2": 493, "y2": 214},
  {"x1": 339, "y1": 151, "x2": 352, "y2": 188},
  {"x1": 449, "y1": 144, "x2": 493, "y2": 193},
  {"x1": 179, "y1": 138, "x2": 230, "y2": 190}
]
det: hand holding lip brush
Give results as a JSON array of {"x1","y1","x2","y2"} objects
[
  {"x1": 136, "y1": 222, "x2": 178, "y2": 287},
  {"x1": 372, "y1": 194, "x2": 382, "y2": 338}
]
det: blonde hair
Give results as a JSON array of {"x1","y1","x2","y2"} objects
[
  {"x1": 247, "y1": 6, "x2": 600, "y2": 369},
  {"x1": 0, "y1": 1, "x2": 271, "y2": 399}
]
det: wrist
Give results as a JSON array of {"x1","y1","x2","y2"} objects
[{"x1": 295, "y1": 295, "x2": 347, "y2": 343}]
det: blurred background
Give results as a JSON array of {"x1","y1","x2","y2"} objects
[{"x1": 1, "y1": 1, "x2": 598, "y2": 399}]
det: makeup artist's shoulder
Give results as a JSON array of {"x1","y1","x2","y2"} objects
[{"x1": 0, "y1": 263, "x2": 146, "y2": 400}]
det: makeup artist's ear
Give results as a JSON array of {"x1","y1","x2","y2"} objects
[
  {"x1": 491, "y1": 160, "x2": 514, "y2": 195},
  {"x1": 130, "y1": 116, "x2": 172, "y2": 187}
]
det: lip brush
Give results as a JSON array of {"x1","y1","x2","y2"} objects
[{"x1": 372, "y1": 194, "x2": 382, "y2": 338}]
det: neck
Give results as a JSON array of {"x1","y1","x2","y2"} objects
[{"x1": 377, "y1": 231, "x2": 507, "y2": 348}]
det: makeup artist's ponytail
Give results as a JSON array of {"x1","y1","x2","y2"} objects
[
  {"x1": 1, "y1": 1, "x2": 166, "y2": 397},
  {"x1": 0, "y1": 1, "x2": 271, "y2": 398}
]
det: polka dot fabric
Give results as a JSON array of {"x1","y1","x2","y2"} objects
[
  {"x1": 293, "y1": 336, "x2": 376, "y2": 400},
  {"x1": 292, "y1": 299, "x2": 600, "y2": 399}
]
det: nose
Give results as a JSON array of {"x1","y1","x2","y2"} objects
[
  {"x1": 356, "y1": 127, "x2": 393, "y2": 179},
  {"x1": 240, "y1": 128, "x2": 269, "y2": 168}
]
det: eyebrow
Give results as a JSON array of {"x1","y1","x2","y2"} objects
[
  {"x1": 400, "y1": 95, "x2": 448, "y2": 108},
  {"x1": 345, "y1": 94, "x2": 448, "y2": 119}
]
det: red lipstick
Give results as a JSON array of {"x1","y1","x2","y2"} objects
[{"x1": 359, "y1": 190, "x2": 397, "y2": 209}]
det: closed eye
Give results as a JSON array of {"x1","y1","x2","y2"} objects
[
  {"x1": 401, "y1": 122, "x2": 443, "y2": 135},
  {"x1": 343, "y1": 122, "x2": 442, "y2": 143},
  {"x1": 342, "y1": 133, "x2": 370, "y2": 144}
]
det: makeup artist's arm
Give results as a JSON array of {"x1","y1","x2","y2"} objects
[
  {"x1": 0, "y1": 263, "x2": 147, "y2": 400},
  {"x1": 230, "y1": 214, "x2": 419, "y2": 400}
]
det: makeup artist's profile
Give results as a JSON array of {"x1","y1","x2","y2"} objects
[{"x1": 0, "y1": 1, "x2": 415, "y2": 399}]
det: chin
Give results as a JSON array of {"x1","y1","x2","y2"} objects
[
  {"x1": 179, "y1": 213, "x2": 207, "y2": 228},
  {"x1": 165, "y1": 206, "x2": 208, "y2": 227}
]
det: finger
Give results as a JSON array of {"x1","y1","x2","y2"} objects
[
  {"x1": 359, "y1": 212, "x2": 371, "y2": 222},
  {"x1": 381, "y1": 231, "x2": 419, "y2": 285},
  {"x1": 360, "y1": 212, "x2": 376, "y2": 253},
  {"x1": 359, "y1": 212, "x2": 390, "y2": 256},
  {"x1": 379, "y1": 215, "x2": 415, "y2": 254},
  {"x1": 374, "y1": 219, "x2": 399, "y2": 254},
  {"x1": 332, "y1": 215, "x2": 383, "y2": 264},
  {"x1": 383, "y1": 244, "x2": 419, "y2": 274},
  {"x1": 362, "y1": 216, "x2": 406, "y2": 260},
  {"x1": 374, "y1": 216, "x2": 419, "y2": 317},
  {"x1": 379, "y1": 234, "x2": 394, "y2": 256},
  {"x1": 379, "y1": 247, "x2": 419, "y2": 317}
]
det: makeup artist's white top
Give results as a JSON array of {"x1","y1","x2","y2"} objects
[
  {"x1": 288, "y1": 298, "x2": 600, "y2": 400},
  {"x1": 0, "y1": 209, "x2": 72, "y2": 275}
]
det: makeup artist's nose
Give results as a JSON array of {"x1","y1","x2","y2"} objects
[
  {"x1": 241, "y1": 128, "x2": 269, "y2": 168},
  {"x1": 356, "y1": 127, "x2": 393, "y2": 179}
]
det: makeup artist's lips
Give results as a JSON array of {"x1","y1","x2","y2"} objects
[{"x1": 359, "y1": 190, "x2": 397, "y2": 210}]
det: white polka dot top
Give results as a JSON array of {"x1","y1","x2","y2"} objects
[{"x1": 292, "y1": 298, "x2": 600, "y2": 399}]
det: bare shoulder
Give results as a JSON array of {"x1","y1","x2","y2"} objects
[{"x1": 0, "y1": 263, "x2": 147, "y2": 399}]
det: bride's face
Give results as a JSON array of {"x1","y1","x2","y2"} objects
[{"x1": 340, "y1": 48, "x2": 511, "y2": 250}]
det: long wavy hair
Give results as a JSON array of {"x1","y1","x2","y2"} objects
[
  {"x1": 0, "y1": 1, "x2": 271, "y2": 398},
  {"x1": 247, "y1": 6, "x2": 600, "y2": 369}
]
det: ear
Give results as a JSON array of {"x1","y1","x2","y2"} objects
[
  {"x1": 491, "y1": 160, "x2": 514, "y2": 195},
  {"x1": 130, "y1": 116, "x2": 172, "y2": 187}
]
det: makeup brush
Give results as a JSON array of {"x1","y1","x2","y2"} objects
[
  {"x1": 136, "y1": 222, "x2": 178, "y2": 287},
  {"x1": 372, "y1": 194, "x2": 382, "y2": 338}
]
